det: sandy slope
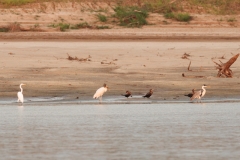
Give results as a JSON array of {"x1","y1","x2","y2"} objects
[
  {"x1": 0, "y1": 40, "x2": 239, "y2": 102},
  {"x1": 0, "y1": 2, "x2": 240, "y2": 32}
]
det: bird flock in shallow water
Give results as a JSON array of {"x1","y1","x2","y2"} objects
[{"x1": 17, "y1": 83, "x2": 208, "y2": 104}]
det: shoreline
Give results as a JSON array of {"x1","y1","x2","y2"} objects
[
  {"x1": 1, "y1": 28, "x2": 240, "y2": 40},
  {"x1": 1, "y1": 96, "x2": 240, "y2": 106}
]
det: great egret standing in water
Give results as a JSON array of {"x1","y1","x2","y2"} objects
[
  {"x1": 190, "y1": 84, "x2": 208, "y2": 102},
  {"x1": 93, "y1": 83, "x2": 108, "y2": 103},
  {"x1": 17, "y1": 83, "x2": 26, "y2": 103}
]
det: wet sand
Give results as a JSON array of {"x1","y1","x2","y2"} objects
[{"x1": 0, "y1": 40, "x2": 240, "y2": 102}]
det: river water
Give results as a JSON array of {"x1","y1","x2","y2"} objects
[{"x1": 0, "y1": 102, "x2": 240, "y2": 160}]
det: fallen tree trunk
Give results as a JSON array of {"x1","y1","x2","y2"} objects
[{"x1": 212, "y1": 53, "x2": 239, "y2": 78}]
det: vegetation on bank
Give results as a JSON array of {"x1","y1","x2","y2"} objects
[
  {"x1": 164, "y1": 12, "x2": 192, "y2": 22},
  {"x1": 47, "y1": 22, "x2": 110, "y2": 31},
  {"x1": 0, "y1": 0, "x2": 239, "y2": 31},
  {"x1": 97, "y1": 14, "x2": 107, "y2": 22},
  {"x1": 0, "y1": 27, "x2": 9, "y2": 32},
  {"x1": 48, "y1": 23, "x2": 70, "y2": 31},
  {"x1": 0, "y1": 0, "x2": 239, "y2": 15},
  {"x1": 0, "y1": 0, "x2": 34, "y2": 6},
  {"x1": 113, "y1": 6, "x2": 148, "y2": 27}
]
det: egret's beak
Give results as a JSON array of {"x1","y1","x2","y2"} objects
[{"x1": 22, "y1": 84, "x2": 26, "y2": 85}]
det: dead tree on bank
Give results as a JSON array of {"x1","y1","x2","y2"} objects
[{"x1": 212, "y1": 53, "x2": 239, "y2": 78}]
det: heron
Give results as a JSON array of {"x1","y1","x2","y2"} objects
[
  {"x1": 17, "y1": 83, "x2": 26, "y2": 103},
  {"x1": 190, "y1": 84, "x2": 208, "y2": 102},
  {"x1": 93, "y1": 83, "x2": 108, "y2": 103},
  {"x1": 184, "y1": 89, "x2": 195, "y2": 98},
  {"x1": 143, "y1": 89, "x2": 153, "y2": 98},
  {"x1": 122, "y1": 90, "x2": 132, "y2": 98}
]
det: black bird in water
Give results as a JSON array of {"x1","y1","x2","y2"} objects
[
  {"x1": 122, "y1": 91, "x2": 132, "y2": 98},
  {"x1": 184, "y1": 89, "x2": 195, "y2": 98},
  {"x1": 143, "y1": 89, "x2": 153, "y2": 98}
]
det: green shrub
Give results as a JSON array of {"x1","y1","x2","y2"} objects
[
  {"x1": 113, "y1": 6, "x2": 148, "y2": 27},
  {"x1": 70, "y1": 22, "x2": 92, "y2": 29},
  {"x1": 58, "y1": 23, "x2": 69, "y2": 31},
  {"x1": 164, "y1": 12, "x2": 175, "y2": 19},
  {"x1": 227, "y1": 17, "x2": 237, "y2": 22},
  {"x1": 96, "y1": 25, "x2": 110, "y2": 29},
  {"x1": 164, "y1": 12, "x2": 192, "y2": 22},
  {"x1": 48, "y1": 23, "x2": 70, "y2": 31},
  {"x1": 175, "y1": 13, "x2": 192, "y2": 22},
  {"x1": 97, "y1": 14, "x2": 107, "y2": 22},
  {"x1": 0, "y1": 27, "x2": 9, "y2": 32}
]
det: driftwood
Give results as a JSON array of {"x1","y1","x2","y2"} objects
[
  {"x1": 181, "y1": 53, "x2": 190, "y2": 59},
  {"x1": 101, "y1": 61, "x2": 116, "y2": 65},
  {"x1": 182, "y1": 73, "x2": 205, "y2": 78},
  {"x1": 67, "y1": 53, "x2": 91, "y2": 62},
  {"x1": 188, "y1": 61, "x2": 192, "y2": 71},
  {"x1": 101, "y1": 59, "x2": 117, "y2": 65},
  {"x1": 212, "y1": 53, "x2": 239, "y2": 78}
]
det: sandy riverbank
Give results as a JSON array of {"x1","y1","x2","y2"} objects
[
  {"x1": 1, "y1": 28, "x2": 240, "y2": 40},
  {"x1": 0, "y1": 40, "x2": 239, "y2": 102}
]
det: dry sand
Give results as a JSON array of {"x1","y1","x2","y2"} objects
[{"x1": 0, "y1": 40, "x2": 239, "y2": 102}]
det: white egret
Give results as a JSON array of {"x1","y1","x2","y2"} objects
[
  {"x1": 93, "y1": 83, "x2": 108, "y2": 102},
  {"x1": 190, "y1": 84, "x2": 208, "y2": 102},
  {"x1": 17, "y1": 83, "x2": 26, "y2": 103}
]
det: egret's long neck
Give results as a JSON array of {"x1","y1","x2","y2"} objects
[
  {"x1": 20, "y1": 85, "x2": 23, "y2": 93},
  {"x1": 202, "y1": 86, "x2": 206, "y2": 91}
]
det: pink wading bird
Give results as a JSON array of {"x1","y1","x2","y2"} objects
[
  {"x1": 17, "y1": 83, "x2": 26, "y2": 104},
  {"x1": 93, "y1": 83, "x2": 109, "y2": 103}
]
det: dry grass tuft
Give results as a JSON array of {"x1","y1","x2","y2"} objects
[
  {"x1": 8, "y1": 22, "x2": 22, "y2": 32},
  {"x1": 67, "y1": 53, "x2": 92, "y2": 62}
]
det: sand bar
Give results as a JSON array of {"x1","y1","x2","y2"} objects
[{"x1": 0, "y1": 40, "x2": 239, "y2": 102}]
